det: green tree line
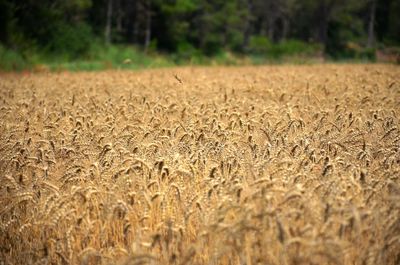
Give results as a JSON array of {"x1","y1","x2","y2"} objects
[{"x1": 0, "y1": 0, "x2": 399, "y2": 66}]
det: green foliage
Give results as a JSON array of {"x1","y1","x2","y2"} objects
[
  {"x1": 330, "y1": 42, "x2": 376, "y2": 61},
  {"x1": 387, "y1": 0, "x2": 400, "y2": 44},
  {"x1": 175, "y1": 42, "x2": 202, "y2": 61},
  {"x1": 195, "y1": 0, "x2": 249, "y2": 55},
  {"x1": 154, "y1": 0, "x2": 199, "y2": 51},
  {"x1": 249, "y1": 36, "x2": 321, "y2": 58},
  {"x1": 0, "y1": 44, "x2": 29, "y2": 71},
  {"x1": 84, "y1": 43, "x2": 173, "y2": 69},
  {"x1": 325, "y1": 6, "x2": 367, "y2": 59},
  {"x1": 273, "y1": 40, "x2": 322, "y2": 57},
  {"x1": 47, "y1": 22, "x2": 93, "y2": 59},
  {"x1": 249, "y1": 36, "x2": 272, "y2": 54},
  {"x1": 213, "y1": 51, "x2": 240, "y2": 65}
]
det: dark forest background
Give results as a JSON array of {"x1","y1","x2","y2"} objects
[{"x1": 0, "y1": 0, "x2": 399, "y2": 70}]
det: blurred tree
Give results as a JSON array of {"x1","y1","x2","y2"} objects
[
  {"x1": 0, "y1": 0, "x2": 92, "y2": 54},
  {"x1": 0, "y1": 0, "x2": 399, "y2": 59},
  {"x1": 376, "y1": 0, "x2": 400, "y2": 45},
  {"x1": 367, "y1": 0, "x2": 376, "y2": 48},
  {"x1": 105, "y1": 0, "x2": 113, "y2": 43},
  {"x1": 152, "y1": 0, "x2": 199, "y2": 51},
  {"x1": 0, "y1": 0, "x2": 14, "y2": 44},
  {"x1": 196, "y1": 0, "x2": 249, "y2": 54}
]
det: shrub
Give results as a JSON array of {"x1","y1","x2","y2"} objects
[
  {"x1": 273, "y1": 40, "x2": 321, "y2": 57},
  {"x1": 0, "y1": 44, "x2": 29, "y2": 71},
  {"x1": 248, "y1": 36, "x2": 272, "y2": 54},
  {"x1": 249, "y1": 36, "x2": 321, "y2": 58},
  {"x1": 176, "y1": 42, "x2": 202, "y2": 61},
  {"x1": 47, "y1": 22, "x2": 93, "y2": 59}
]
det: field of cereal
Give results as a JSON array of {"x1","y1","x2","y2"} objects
[{"x1": 1, "y1": 65, "x2": 399, "y2": 264}]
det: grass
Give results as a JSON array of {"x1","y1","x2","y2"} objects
[
  {"x1": 0, "y1": 43, "x2": 175, "y2": 72},
  {"x1": 2, "y1": 42, "x2": 397, "y2": 72},
  {"x1": 0, "y1": 45, "x2": 30, "y2": 71}
]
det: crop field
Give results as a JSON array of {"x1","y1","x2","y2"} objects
[{"x1": 0, "y1": 65, "x2": 399, "y2": 265}]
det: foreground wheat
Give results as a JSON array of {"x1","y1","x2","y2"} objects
[{"x1": 0, "y1": 65, "x2": 399, "y2": 265}]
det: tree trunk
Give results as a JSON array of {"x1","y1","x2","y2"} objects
[
  {"x1": 116, "y1": 0, "x2": 123, "y2": 32},
  {"x1": 319, "y1": 17, "x2": 328, "y2": 45},
  {"x1": 105, "y1": 0, "x2": 113, "y2": 44},
  {"x1": 318, "y1": 4, "x2": 328, "y2": 45},
  {"x1": 199, "y1": 13, "x2": 208, "y2": 50},
  {"x1": 242, "y1": 0, "x2": 253, "y2": 51},
  {"x1": 267, "y1": 15, "x2": 275, "y2": 41},
  {"x1": 144, "y1": 0, "x2": 151, "y2": 52},
  {"x1": 282, "y1": 17, "x2": 289, "y2": 41},
  {"x1": 132, "y1": 0, "x2": 140, "y2": 44},
  {"x1": 367, "y1": 0, "x2": 376, "y2": 48},
  {"x1": 317, "y1": 1, "x2": 333, "y2": 49}
]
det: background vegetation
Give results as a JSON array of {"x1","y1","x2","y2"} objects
[{"x1": 0, "y1": 0, "x2": 399, "y2": 70}]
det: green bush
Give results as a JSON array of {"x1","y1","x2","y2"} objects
[
  {"x1": 47, "y1": 22, "x2": 93, "y2": 59},
  {"x1": 213, "y1": 51, "x2": 239, "y2": 65},
  {"x1": 84, "y1": 43, "x2": 173, "y2": 70},
  {"x1": 0, "y1": 44, "x2": 29, "y2": 71},
  {"x1": 272, "y1": 40, "x2": 321, "y2": 57},
  {"x1": 358, "y1": 48, "x2": 376, "y2": 61},
  {"x1": 175, "y1": 42, "x2": 203, "y2": 63},
  {"x1": 249, "y1": 36, "x2": 272, "y2": 54},
  {"x1": 249, "y1": 37, "x2": 321, "y2": 58},
  {"x1": 99, "y1": 45, "x2": 154, "y2": 66},
  {"x1": 330, "y1": 42, "x2": 376, "y2": 61}
]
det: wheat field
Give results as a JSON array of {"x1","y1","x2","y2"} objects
[{"x1": 0, "y1": 65, "x2": 399, "y2": 265}]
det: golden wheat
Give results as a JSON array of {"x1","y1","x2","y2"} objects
[{"x1": 0, "y1": 65, "x2": 399, "y2": 264}]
